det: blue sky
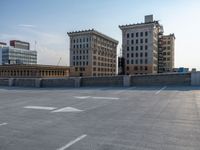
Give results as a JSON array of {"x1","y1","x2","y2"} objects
[{"x1": 0, "y1": 0, "x2": 200, "y2": 70}]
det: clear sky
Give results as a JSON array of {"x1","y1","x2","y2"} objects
[{"x1": 0, "y1": 0, "x2": 200, "y2": 70}]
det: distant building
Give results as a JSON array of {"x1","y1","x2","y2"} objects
[
  {"x1": 68, "y1": 29, "x2": 118, "y2": 77},
  {"x1": 161, "y1": 34, "x2": 175, "y2": 72},
  {"x1": 10, "y1": 40, "x2": 30, "y2": 50},
  {"x1": 0, "y1": 64, "x2": 70, "y2": 78},
  {"x1": 0, "y1": 40, "x2": 37, "y2": 65},
  {"x1": 119, "y1": 15, "x2": 175, "y2": 75},
  {"x1": 173, "y1": 67, "x2": 189, "y2": 73}
]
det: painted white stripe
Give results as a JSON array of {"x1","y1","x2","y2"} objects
[
  {"x1": 74, "y1": 96, "x2": 90, "y2": 99},
  {"x1": 57, "y1": 134, "x2": 87, "y2": 150},
  {"x1": 155, "y1": 86, "x2": 167, "y2": 95},
  {"x1": 52, "y1": 107, "x2": 83, "y2": 113},
  {"x1": 74, "y1": 96, "x2": 119, "y2": 100},
  {"x1": 24, "y1": 106, "x2": 57, "y2": 110},
  {"x1": 0, "y1": 122, "x2": 7, "y2": 126},
  {"x1": 92, "y1": 97, "x2": 119, "y2": 100}
]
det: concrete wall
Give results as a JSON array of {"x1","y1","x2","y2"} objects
[
  {"x1": 41, "y1": 78, "x2": 75, "y2": 88},
  {"x1": 12, "y1": 79, "x2": 36, "y2": 87},
  {"x1": 0, "y1": 78, "x2": 9, "y2": 86},
  {"x1": 130, "y1": 73, "x2": 191, "y2": 86},
  {"x1": 191, "y1": 72, "x2": 200, "y2": 86},
  {"x1": 0, "y1": 73, "x2": 197, "y2": 88},
  {"x1": 81, "y1": 76, "x2": 123, "y2": 87}
]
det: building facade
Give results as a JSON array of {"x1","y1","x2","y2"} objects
[
  {"x1": 10, "y1": 40, "x2": 30, "y2": 50},
  {"x1": 0, "y1": 65, "x2": 70, "y2": 78},
  {"x1": 68, "y1": 29, "x2": 118, "y2": 77},
  {"x1": 162, "y1": 34, "x2": 175, "y2": 72},
  {"x1": 119, "y1": 15, "x2": 175, "y2": 75},
  {"x1": 0, "y1": 41, "x2": 37, "y2": 65},
  {"x1": 119, "y1": 15, "x2": 162, "y2": 75}
]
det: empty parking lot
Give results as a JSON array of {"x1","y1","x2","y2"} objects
[{"x1": 0, "y1": 86, "x2": 200, "y2": 150}]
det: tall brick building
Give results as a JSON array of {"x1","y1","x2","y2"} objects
[
  {"x1": 68, "y1": 29, "x2": 118, "y2": 77},
  {"x1": 119, "y1": 15, "x2": 175, "y2": 75}
]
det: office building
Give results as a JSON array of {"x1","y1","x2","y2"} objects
[
  {"x1": 162, "y1": 34, "x2": 175, "y2": 72},
  {"x1": 0, "y1": 40, "x2": 37, "y2": 65},
  {"x1": 10, "y1": 40, "x2": 30, "y2": 50},
  {"x1": 119, "y1": 15, "x2": 175, "y2": 75},
  {"x1": 68, "y1": 29, "x2": 118, "y2": 77}
]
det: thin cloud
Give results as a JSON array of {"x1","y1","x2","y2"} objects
[{"x1": 18, "y1": 24, "x2": 36, "y2": 28}]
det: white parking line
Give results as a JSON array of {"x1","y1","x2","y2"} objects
[
  {"x1": 155, "y1": 86, "x2": 167, "y2": 95},
  {"x1": 74, "y1": 96, "x2": 119, "y2": 100},
  {"x1": 52, "y1": 107, "x2": 83, "y2": 113},
  {"x1": 92, "y1": 96, "x2": 119, "y2": 100},
  {"x1": 0, "y1": 122, "x2": 7, "y2": 126},
  {"x1": 24, "y1": 106, "x2": 57, "y2": 110},
  {"x1": 57, "y1": 134, "x2": 87, "y2": 150}
]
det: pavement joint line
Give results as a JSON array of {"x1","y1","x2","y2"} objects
[
  {"x1": 24, "y1": 106, "x2": 57, "y2": 110},
  {"x1": 155, "y1": 86, "x2": 167, "y2": 95},
  {"x1": 0, "y1": 122, "x2": 8, "y2": 126},
  {"x1": 56, "y1": 134, "x2": 87, "y2": 150}
]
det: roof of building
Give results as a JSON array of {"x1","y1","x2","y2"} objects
[
  {"x1": 67, "y1": 29, "x2": 118, "y2": 44},
  {"x1": 119, "y1": 21, "x2": 160, "y2": 29},
  {"x1": 0, "y1": 64, "x2": 70, "y2": 69}
]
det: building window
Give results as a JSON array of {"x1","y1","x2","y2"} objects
[
  {"x1": 140, "y1": 59, "x2": 143, "y2": 64},
  {"x1": 145, "y1": 52, "x2": 148, "y2": 57},
  {"x1": 127, "y1": 53, "x2": 129, "y2": 58},
  {"x1": 140, "y1": 53, "x2": 143, "y2": 57},
  {"x1": 131, "y1": 59, "x2": 134, "y2": 64},
  {"x1": 145, "y1": 66, "x2": 148, "y2": 70},
  {"x1": 145, "y1": 59, "x2": 148, "y2": 64},
  {"x1": 140, "y1": 32, "x2": 143, "y2": 37},
  {"x1": 136, "y1": 46, "x2": 138, "y2": 51},
  {"x1": 145, "y1": 45, "x2": 148, "y2": 50},
  {"x1": 145, "y1": 31, "x2": 148, "y2": 36},
  {"x1": 131, "y1": 33, "x2": 134, "y2": 38},
  {"x1": 140, "y1": 46, "x2": 143, "y2": 50},
  {"x1": 145, "y1": 39, "x2": 148, "y2": 43},
  {"x1": 134, "y1": 66, "x2": 138, "y2": 71},
  {"x1": 127, "y1": 33, "x2": 129, "y2": 38},
  {"x1": 127, "y1": 46, "x2": 129, "y2": 51},
  {"x1": 140, "y1": 39, "x2": 143, "y2": 44},
  {"x1": 136, "y1": 53, "x2": 138, "y2": 57},
  {"x1": 136, "y1": 59, "x2": 138, "y2": 64},
  {"x1": 127, "y1": 60, "x2": 129, "y2": 64},
  {"x1": 127, "y1": 66, "x2": 129, "y2": 71},
  {"x1": 131, "y1": 53, "x2": 134, "y2": 57},
  {"x1": 131, "y1": 40, "x2": 134, "y2": 44},
  {"x1": 136, "y1": 32, "x2": 138, "y2": 37},
  {"x1": 131, "y1": 47, "x2": 134, "y2": 51},
  {"x1": 136, "y1": 39, "x2": 138, "y2": 44}
]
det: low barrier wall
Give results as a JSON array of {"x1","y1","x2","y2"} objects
[
  {"x1": 81, "y1": 76, "x2": 123, "y2": 87},
  {"x1": 0, "y1": 72, "x2": 198, "y2": 88},
  {"x1": 130, "y1": 73, "x2": 191, "y2": 86}
]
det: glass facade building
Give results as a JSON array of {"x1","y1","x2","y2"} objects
[{"x1": 0, "y1": 46, "x2": 37, "y2": 65}]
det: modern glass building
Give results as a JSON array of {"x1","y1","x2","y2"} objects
[{"x1": 0, "y1": 46, "x2": 37, "y2": 65}]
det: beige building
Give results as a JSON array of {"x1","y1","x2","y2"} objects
[
  {"x1": 119, "y1": 15, "x2": 162, "y2": 75},
  {"x1": 68, "y1": 29, "x2": 118, "y2": 77},
  {"x1": 162, "y1": 34, "x2": 175, "y2": 72},
  {"x1": 0, "y1": 64, "x2": 70, "y2": 78}
]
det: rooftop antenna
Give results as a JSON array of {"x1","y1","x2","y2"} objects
[{"x1": 57, "y1": 57, "x2": 62, "y2": 66}]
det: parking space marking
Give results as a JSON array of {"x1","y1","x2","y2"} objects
[
  {"x1": 74, "y1": 96, "x2": 90, "y2": 99},
  {"x1": 74, "y1": 96, "x2": 119, "y2": 100},
  {"x1": 52, "y1": 107, "x2": 83, "y2": 113},
  {"x1": 24, "y1": 106, "x2": 57, "y2": 110},
  {"x1": 92, "y1": 96, "x2": 119, "y2": 100},
  {"x1": 57, "y1": 134, "x2": 87, "y2": 150},
  {"x1": 155, "y1": 86, "x2": 167, "y2": 95},
  {"x1": 0, "y1": 122, "x2": 7, "y2": 126}
]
